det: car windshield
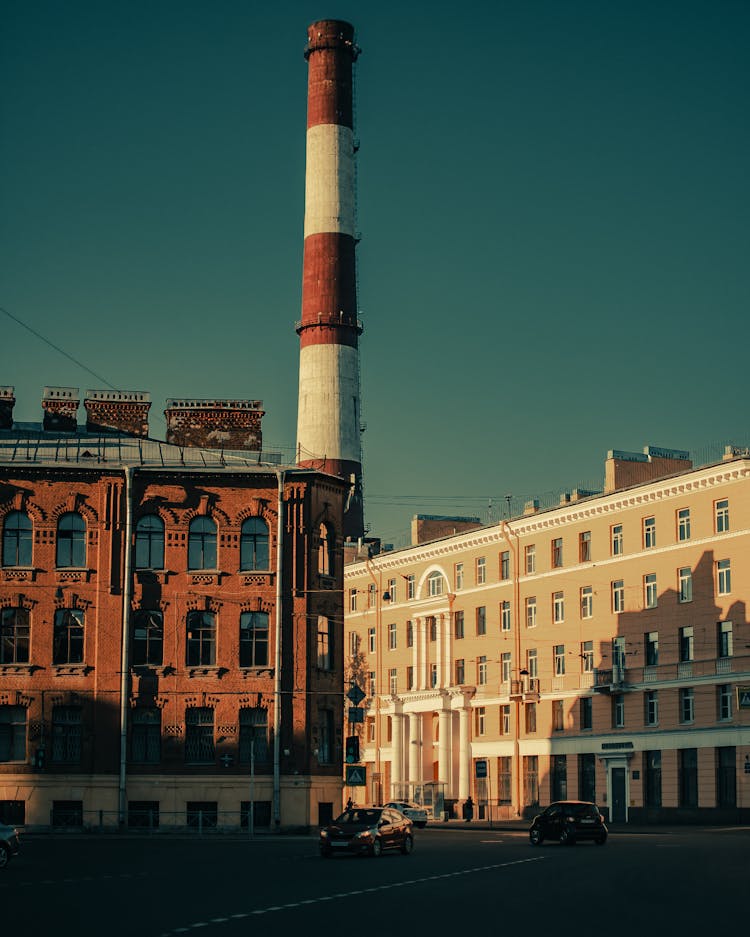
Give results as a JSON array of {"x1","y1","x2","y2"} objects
[{"x1": 337, "y1": 809, "x2": 382, "y2": 825}]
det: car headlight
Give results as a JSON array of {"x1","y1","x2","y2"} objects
[
  {"x1": 354, "y1": 829, "x2": 374, "y2": 841},
  {"x1": 320, "y1": 830, "x2": 328, "y2": 838}
]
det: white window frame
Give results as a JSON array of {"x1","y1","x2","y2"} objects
[
  {"x1": 581, "y1": 640, "x2": 594, "y2": 673},
  {"x1": 388, "y1": 622, "x2": 397, "y2": 650},
  {"x1": 677, "y1": 508, "x2": 691, "y2": 542},
  {"x1": 476, "y1": 556, "x2": 486, "y2": 585},
  {"x1": 454, "y1": 563, "x2": 463, "y2": 591},
  {"x1": 645, "y1": 690, "x2": 658, "y2": 726},
  {"x1": 368, "y1": 628, "x2": 376, "y2": 654},
  {"x1": 717, "y1": 559, "x2": 731, "y2": 595},
  {"x1": 643, "y1": 516, "x2": 656, "y2": 549},
  {"x1": 680, "y1": 687, "x2": 695, "y2": 724},
  {"x1": 501, "y1": 652, "x2": 511, "y2": 684},
  {"x1": 611, "y1": 524, "x2": 623, "y2": 556},
  {"x1": 580, "y1": 585, "x2": 593, "y2": 619},
  {"x1": 678, "y1": 567, "x2": 693, "y2": 603},
  {"x1": 612, "y1": 580, "x2": 625, "y2": 613},
  {"x1": 527, "y1": 648, "x2": 538, "y2": 679},
  {"x1": 715, "y1": 499, "x2": 729, "y2": 534},
  {"x1": 501, "y1": 600, "x2": 511, "y2": 632},
  {"x1": 525, "y1": 596, "x2": 537, "y2": 629},
  {"x1": 428, "y1": 571, "x2": 444, "y2": 597},
  {"x1": 553, "y1": 591, "x2": 564, "y2": 624},
  {"x1": 477, "y1": 656, "x2": 487, "y2": 685},
  {"x1": 553, "y1": 644, "x2": 565, "y2": 676},
  {"x1": 644, "y1": 573, "x2": 657, "y2": 609},
  {"x1": 525, "y1": 545, "x2": 536, "y2": 575}
]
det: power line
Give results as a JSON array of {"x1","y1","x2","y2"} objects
[{"x1": 1, "y1": 305, "x2": 119, "y2": 390}]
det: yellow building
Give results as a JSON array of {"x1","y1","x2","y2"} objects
[{"x1": 344, "y1": 446, "x2": 750, "y2": 824}]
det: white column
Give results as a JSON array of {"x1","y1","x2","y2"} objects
[
  {"x1": 438, "y1": 710, "x2": 452, "y2": 788},
  {"x1": 418, "y1": 617, "x2": 428, "y2": 690},
  {"x1": 408, "y1": 712, "x2": 421, "y2": 786},
  {"x1": 458, "y1": 707, "x2": 471, "y2": 800},
  {"x1": 391, "y1": 712, "x2": 404, "y2": 797}
]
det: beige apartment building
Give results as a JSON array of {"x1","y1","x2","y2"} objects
[{"x1": 344, "y1": 446, "x2": 750, "y2": 824}]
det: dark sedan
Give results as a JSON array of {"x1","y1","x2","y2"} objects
[
  {"x1": 319, "y1": 806, "x2": 414, "y2": 858},
  {"x1": 529, "y1": 801, "x2": 608, "y2": 846}
]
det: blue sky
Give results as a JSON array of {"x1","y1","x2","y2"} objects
[{"x1": 2, "y1": 1, "x2": 748, "y2": 548}]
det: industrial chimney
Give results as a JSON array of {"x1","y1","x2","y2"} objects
[{"x1": 296, "y1": 19, "x2": 365, "y2": 542}]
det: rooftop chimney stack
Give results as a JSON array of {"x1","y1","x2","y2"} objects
[
  {"x1": 164, "y1": 399, "x2": 264, "y2": 451},
  {"x1": 42, "y1": 387, "x2": 79, "y2": 432},
  {"x1": 84, "y1": 390, "x2": 151, "y2": 437},
  {"x1": 296, "y1": 19, "x2": 365, "y2": 541},
  {"x1": 0, "y1": 386, "x2": 15, "y2": 430}
]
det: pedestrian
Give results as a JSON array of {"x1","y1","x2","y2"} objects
[
  {"x1": 345, "y1": 797, "x2": 353, "y2": 811},
  {"x1": 464, "y1": 796, "x2": 474, "y2": 822}
]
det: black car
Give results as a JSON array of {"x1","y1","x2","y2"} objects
[
  {"x1": 529, "y1": 801, "x2": 608, "y2": 846},
  {"x1": 319, "y1": 806, "x2": 414, "y2": 858},
  {"x1": 0, "y1": 824, "x2": 20, "y2": 869}
]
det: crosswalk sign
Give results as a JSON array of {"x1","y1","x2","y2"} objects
[
  {"x1": 737, "y1": 686, "x2": 750, "y2": 709},
  {"x1": 346, "y1": 765, "x2": 367, "y2": 786}
]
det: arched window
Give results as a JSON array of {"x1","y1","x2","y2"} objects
[
  {"x1": 53, "y1": 609, "x2": 85, "y2": 664},
  {"x1": 239, "y1": 611, "x2": 269, "y2": 668},
  {"x1": 186, "y1": 610, "x2": 216, "y2": 666},
  {"x1": 0, "y1": 607, "x2": 30, "y2": 664},
  {"x1": 56, "y1": 513, "x2": 86, "y2": 568},
  {"x1": 135, "y1": 515, "x2": 164, "y2": 570},
  {"x1": 2, "y1": 511, "x2": 32, "y2": 567},
  {"x1": 240, "y1": 518, "x2": 269, "y2": 571},
  {"x1": 188, "y1": 517, "x2": 217, "y2": 570},
  {"x1": 427, "y1": 571, "x2": 444, "y2": 597},
  {"x1": 131, "y1": 610, "x2": 164, "y2": 666},
  {"x1": 318, "y1": 523, "x2": 334, "y2": 576}
]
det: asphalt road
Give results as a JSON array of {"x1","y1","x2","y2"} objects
[{"x1": 4, "y1": 825, "x2": 747, "y2": 937}]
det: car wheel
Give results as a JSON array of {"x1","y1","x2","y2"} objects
[
  {"x1": 400, "y1": 835, "x2": 413, "y2": 855},
  {"x1": 529, "y1": 828, "x2": 544, "y2": 846},
  {"x1": 595, "y1": 834, "x2": 607, "y2": 846},
  {"x1": 559, "y1": 827, "x2": 575, "y2": 846},
  {"x1": 0, "y1": 844, "x2": 9, "y2": 869},
  {"x1": 371, "y1": 838, "x2": 382, "y2": 858},
  {"x1": 416, "y1": 822, "x2": 426, "y2": 829}
]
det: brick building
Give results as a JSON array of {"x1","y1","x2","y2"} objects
[
  {"x1": 344, "y1": 445, "x2": 750, "y2": 824},
  {"x1": 0, "y1": 389, "x2": 348, "y2": 831}
]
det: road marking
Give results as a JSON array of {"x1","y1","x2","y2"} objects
[
  {"x1": 157, "y1": 857, "x2": 545, "y2": 937},
  {"x1": 0, "y1": 870, "x2": 149, "y2": 890}
]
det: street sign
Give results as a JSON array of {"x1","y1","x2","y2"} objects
[
  {"x1": 346, "y1": 765, "x2": 367, "y2": 786},
  {"x1": 737, "y1": 686, "x2": 750, "y2": 709},
  {"x1": 475, "y1": 759, "x2": 487, "y2": 779},
  {"x1": 348, "y1": 706, "x2": 364, "y2": 723},
  {"x1": 347, "y1": 683, "x2": 366, "y2": 705}
]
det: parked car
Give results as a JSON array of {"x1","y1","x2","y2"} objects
[
  {"x1": 320, "y1": 806, "x2": 414, "y2": 858},
  {"x1": 384, "y1": 801, "x2": 429, "y2": 828},
  {"x1": 529, "y1": 801, "x2": 608, "y2": 846},
  {"x1": 0, "y1": 824, "x2": 20, "y2": 869}
]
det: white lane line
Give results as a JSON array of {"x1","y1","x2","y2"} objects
[{"x1": 158, "y1": 857, "x2": 545, "y2": 937}]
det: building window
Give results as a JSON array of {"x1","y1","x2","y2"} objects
[
  {"x1": 430, "y1": 663, "x2": 438, "y2": 688},
  {"x1": 579, "y1": 753, "x2": 596, "y2": 803},
  {"x1": 525, "y1": 596, "x2": 537, "y2": 628},
  {"x1": 644, "y1": 573, "x2": 657, "y2": 609},
  {"x1": 579, "y1": 531, "x2": 591, "y2": 563},
  {"x1": 525, "y1": 703, "x2": 537, "y2": 734},
  {"x1": 500, "y1": 551, "x2": 510, "y2": 581},
  {"x1": 316, "y1": 615, "x2": 332, "y2": 670},
  {"x1": 679, "y1": 626, "x2": 694, "y2": 662},
  {"x1": 501, "y1": 652, "x2": 511, "y2": 684},
  {"x1": 580, "y1": 696, "x2": 594, "y2": 729},
  {"x1": 367, "y1": 583, "x2": 377, "y2": 607},
  {"x1": 239, "y1": 707, "x2": 270, "y2": 764},
  {"x1": 427, "y1": 571, "x2": 444, "y2": 596},
  {"x1": 715, "y1": 499, "x2": 730, "y2": 533},
  {"x1": 406, "y1": 620, "x2": 414, "y2": 647},
  {"x1": 581, "y1": 640, "x2": 594, "y2": 673},
  {"x1": 643, "y1": 516, "x2": 656, "y2": 549},
  {"x1": 717, "y1": 559, "x2": 731, "y2": 595},
  {"x1": 53, "y1": 609, "x2": 84, "y2": 664},
  {"x1": 717, "y1": 620, "x2": 733, "y2": 659},
  {"x1": 388, "y1": 622, "x2": 397, "y2": 650},
  {"x1": 718, "y1": 684, "x2": 733, "y2": 721},
  {"x1": 501, "y1": 705, "x2": 511, "y2": 736},
  {"x1": 580, "y1": 586, "x2": 592, "y2": 619},
  {"x1": 0, "y1": 801, "x2": 25, "y2": 826},
  {"x1": 130, "y1": 708, "x2": 161, "y2": 764},
  {"x1": 612, "y1": 636, "x2": 626, "y2": 674},
  {"x1": 552, "y1": 699, "x2": 564, "y2": 731},
  {"x1": 0, "y1": 607, "x2": 30, "y2": 664},
  {"x1": 349, "y1": 589, "x2": 357, "y2": 612},
  {"x1": 645, "y1": 631, "x2": 659, "y2": 666},
  {"x1": 475, "y1": 707, "x2": 486, "y2": 737},
  {"x1": 476, "y1": 606, "x2": 486, "y2": 635},
  {"x1": 612, "y1": 694, "x2": 625, "y2": 729},
  {"x1": 186, "y1": 610, "x2": 216, "y2": 666},
  {"x1": 554, "y1": 644, "x2": 565, "y2": 676},
  {"x1": 527, "y1": 648, "x2": 538, "y2": 678},
  {"x1": 242, "y1": 517, "x2": 270, "y2": 571},
  {"x1": 716, "y1": 747, "x2": 736, "y2": 808},
  {"x1": 644, "y1": 751, "x2": 661, "y2": 807},
  {"x1": 406, "y1": 575, "x2": 415, "y2": 599},
  {"x1": 553, "y1": 591, "x2": 564, "y2": 624},
  {"x1": 131, "y1": 610, "x2": 164, "y2": 666},
  {"x1": 612, "y1": 580, "x2": 625, "y2": 613},
  {"x1": 453, "y1": 610, "x2": 464, "y2": 639},
  {"x1": 2, "y1": 511, "x2": 32, "y2": 567},
  {"x1": 679, "y1": 748, "x2": 698, "y2": 808},
  {"x1": 551, "y1": 538, "x2": 563, "y2": 568},
  {"x1": 368, "y1": 627, "x2": 375, "y2": 653},
  {"x1": 677, "y1": 508, "x2": 691, "y2": 542},
  {"x1": 389, "y1": 668, "x2": 398, "y2": 695},
  {"x1": 386, "y1": 578, "x2": 396, "y2": 603},
  {"x1": 188, "y1": 517, "x2": 217, "y2": 570},
  {"x1": 0, "y1": 706, "x2": 26, "y2": 762},
  {"x1": 611, "y1": 524, "x2": 623, "y2": 556},
  {"x1": 185, "y1": 707, "x2": 215, "y2": 763},
  {"x1": 56, "y1": 512, "x2": 86, "y2": 568},
  {"x1": 348, "y1": 631, "x2": 360, "y2": 657},
  {"x1": 428, "y1": 616, "x2": 437, "y2": 642},
  {"x1": 476, "y1": 556, "x2": 486, "y2": 585},
  {"x1": 523, "y1": 755, "x2": 539, "y2": 806},
  {"x1": 524, "y1": 545, "x2": 536, "y2": 575},
  {"x1": 135, "y1": 515, "x2": 164, "y2": 570},
  {"x1": 51, "y1": 705, "x2": 82, "y2": 764},
  {"x1": 316, "y1": 709, "x2": 334, "y2": 764},
  {"x1": 501, "y1": 600, "x2": 511, "y2": 632},
  {"x1": 552, "y1": 755, "x2": 567, "y2": 801},
  {"x1": 367, "y1": 672, "x2": 375, "y2": 697},
  {"x1": 680, "y1": 688, "x2": 695, "y2": 724},
  {"x1": 477, "y1": 656, "x2": 487, "y2": 685},
  {"x1": 406, "y1": 665, "x2": 414, "y2": 690},
  {"x1": 645, "y1": 690, "x2": 658, "y2": 726},
  {"x1": 678, "y1": 567, "x2": 693, "y2": 603},
  {"x1": 455, "y1": 658, "x2": 465, "y2": 685},
  {"x1": 498, "y1": 755, "x2": 512, "y2": 803},
  {"x1": 454, "y1": 563, "x2": 463, "y2": 591}
]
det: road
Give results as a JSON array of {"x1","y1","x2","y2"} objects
[{"x1": 3, "y1": 825, "x2": 747, "y2": 937}]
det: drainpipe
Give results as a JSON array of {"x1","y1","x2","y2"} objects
[
  {"x1": 272, "y1": 470, "x2": 285, "y2": 830},
  {"x1": 118, "y1": 466, "x2": 134, "y2": 826}
]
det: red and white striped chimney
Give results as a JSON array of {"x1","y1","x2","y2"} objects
[{"x1": 296, "y1": 19, "x2": 364, "y2": 541}]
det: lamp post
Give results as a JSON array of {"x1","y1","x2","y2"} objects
[
  {"x1": 365, "y1": 556, "x2": 384, "y2": 804},
  {"x1": 248, "y1": 736, "x2": 255, "y2": 839}
]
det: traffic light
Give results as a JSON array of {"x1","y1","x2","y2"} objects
[{"x1": 345, "y1": 735, "x2": 360, "y2": 764}]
